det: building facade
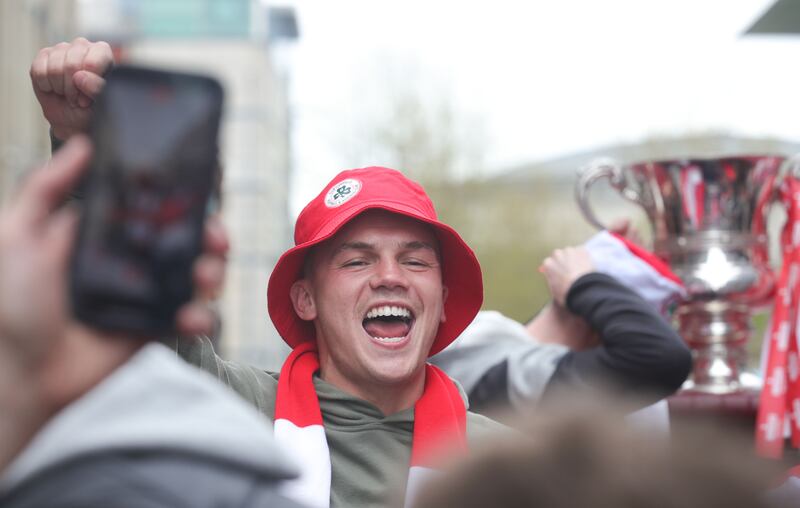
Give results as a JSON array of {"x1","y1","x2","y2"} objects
[{"x1": 0, "y1": 0, "x2": 76, "y2": 203}]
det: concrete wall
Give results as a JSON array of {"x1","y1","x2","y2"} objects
[{"x1": 0, "y1": 0, "x2": 75, "y2": 203}]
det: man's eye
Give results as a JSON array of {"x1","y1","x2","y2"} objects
[
  {"x1": 404, "y1": 259, "x2": 431, "y2": 268},
  {"x1": 342, "y1": 259, "x2": 367, "y2": 267}
]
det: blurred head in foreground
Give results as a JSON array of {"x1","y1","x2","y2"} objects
[{"x1": 412, "y1": 399, "x2": 787, "y2": 508}]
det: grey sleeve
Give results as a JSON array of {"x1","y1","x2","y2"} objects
[
  {"x1": 0, "y1": 452, "x2": 305, "y2": 508},
  {"x1": 505, "y1": 341, "x2": 570, "y2": 410},
  {"x1": 430, "y1": 311, "x2": 568, "y2": 414}
]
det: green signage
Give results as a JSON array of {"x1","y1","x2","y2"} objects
[{"x1": 138, "y1": 0, "x2": 251, "y2": 38}]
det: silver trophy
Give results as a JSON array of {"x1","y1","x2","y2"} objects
[{"x1": 576, "y1": 156, "x2": 787, "y2": 394}]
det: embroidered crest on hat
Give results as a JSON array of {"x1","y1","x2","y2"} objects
[{"x1": 324, "y1": 179, "x2": 362, "y2": 208}]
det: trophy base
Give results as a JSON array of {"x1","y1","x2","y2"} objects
[
  {"x1": 668, "y1": 386, "x2": 760, "y2": 440},
  {"x1": 677, "y1": 301, "x2": 755, "y2": 394},
  {"x1": 679, "y1": 371, "x2": 763, "y2": 395}
]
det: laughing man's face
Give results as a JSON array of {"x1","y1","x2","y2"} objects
[{"x1": 290, "y1": 210, "x2": 447, "y2": 399}]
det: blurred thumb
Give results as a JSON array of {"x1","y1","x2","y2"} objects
[{"x1": 47, "y1": 207, "x2": 79, "y2": 271}]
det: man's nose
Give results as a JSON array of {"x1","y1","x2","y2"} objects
[{"x1": 369, "y1": 259, "x2": 408, "y2": 290}]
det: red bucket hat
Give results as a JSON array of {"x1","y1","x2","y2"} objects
[{"x1": 267, "y1": 167, "x2": 483, "y2": 356}]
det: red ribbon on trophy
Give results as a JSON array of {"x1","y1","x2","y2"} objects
[{"x1": 756, "y1": 176, "x2": 800, "y2": 458}]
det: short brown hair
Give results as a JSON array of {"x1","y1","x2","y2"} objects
[{"x1": 413, "y1": 400, "x2": 785, "y2": 508}]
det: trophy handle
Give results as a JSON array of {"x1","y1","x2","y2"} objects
[
  {"x1": 575, "y1": 158, "x2": 642, "y2": 230},
  {"x1": 786, "y1": 153, "x2": 800, "y2": 181}
]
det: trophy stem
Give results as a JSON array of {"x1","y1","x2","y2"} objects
[{"x1": 675, "y1": 301, "x2": 753, "y2": 394}]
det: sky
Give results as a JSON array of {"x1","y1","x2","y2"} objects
[{"x1": 281, "y1": 0, "x2": 800, "y2": 215}]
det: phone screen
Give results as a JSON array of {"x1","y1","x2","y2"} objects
[{"x1": 70, "y1": 66, "x2": 223, "y2": 336}]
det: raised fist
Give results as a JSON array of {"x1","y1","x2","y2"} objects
[{"x1": 30, "y1": 38, "x2": 114, "y2": 141}]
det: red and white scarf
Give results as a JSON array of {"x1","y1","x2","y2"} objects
[
  {"x1": 757, "y1": 176, "x2": 800, "y2": 458},
  {"x1": 273, "y1": 341, "x2": 467, "y2": 508}
]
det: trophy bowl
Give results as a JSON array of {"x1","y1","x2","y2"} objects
[{"x1": 576, "y1": 156, "x2": 785, "y2": 394}]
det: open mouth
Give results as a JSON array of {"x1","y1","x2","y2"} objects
[{"x1": 362, "y1": 305, "x2": 414, "y2": 344}]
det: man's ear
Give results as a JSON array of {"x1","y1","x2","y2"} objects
[
  {"x1": 440, "y1": 286, "x2": 449, "y2": 323},
  {"x1": 290, "y1": 279, "x2": 317, "y2": 321}
]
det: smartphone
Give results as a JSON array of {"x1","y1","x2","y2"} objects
[{"x1": 70, "y1": 65, "x2": 224, "y2": 336}]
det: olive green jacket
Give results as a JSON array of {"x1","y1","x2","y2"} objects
[{"x1": 175, "y1": 336, "x2": 505, "y2": 508}]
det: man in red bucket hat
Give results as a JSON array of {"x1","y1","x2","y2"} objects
[
  {"x1": 180, "y1": 166, "x2": 504, "y2": 508},
  {"x1": 268, "y1": 166, "x2": 483, "y2": 363}
]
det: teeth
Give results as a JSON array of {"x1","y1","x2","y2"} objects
[
  {"x1": 365, "y1": 305, "x2": 411, "y2": 320},
  {"x1": 373, "y1": 337, "x2": 405, "y2": 343}
]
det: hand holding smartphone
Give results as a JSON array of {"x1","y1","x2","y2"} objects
[{"x1": 70, "y1": 66, "x2": 224, "y2": 336}]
